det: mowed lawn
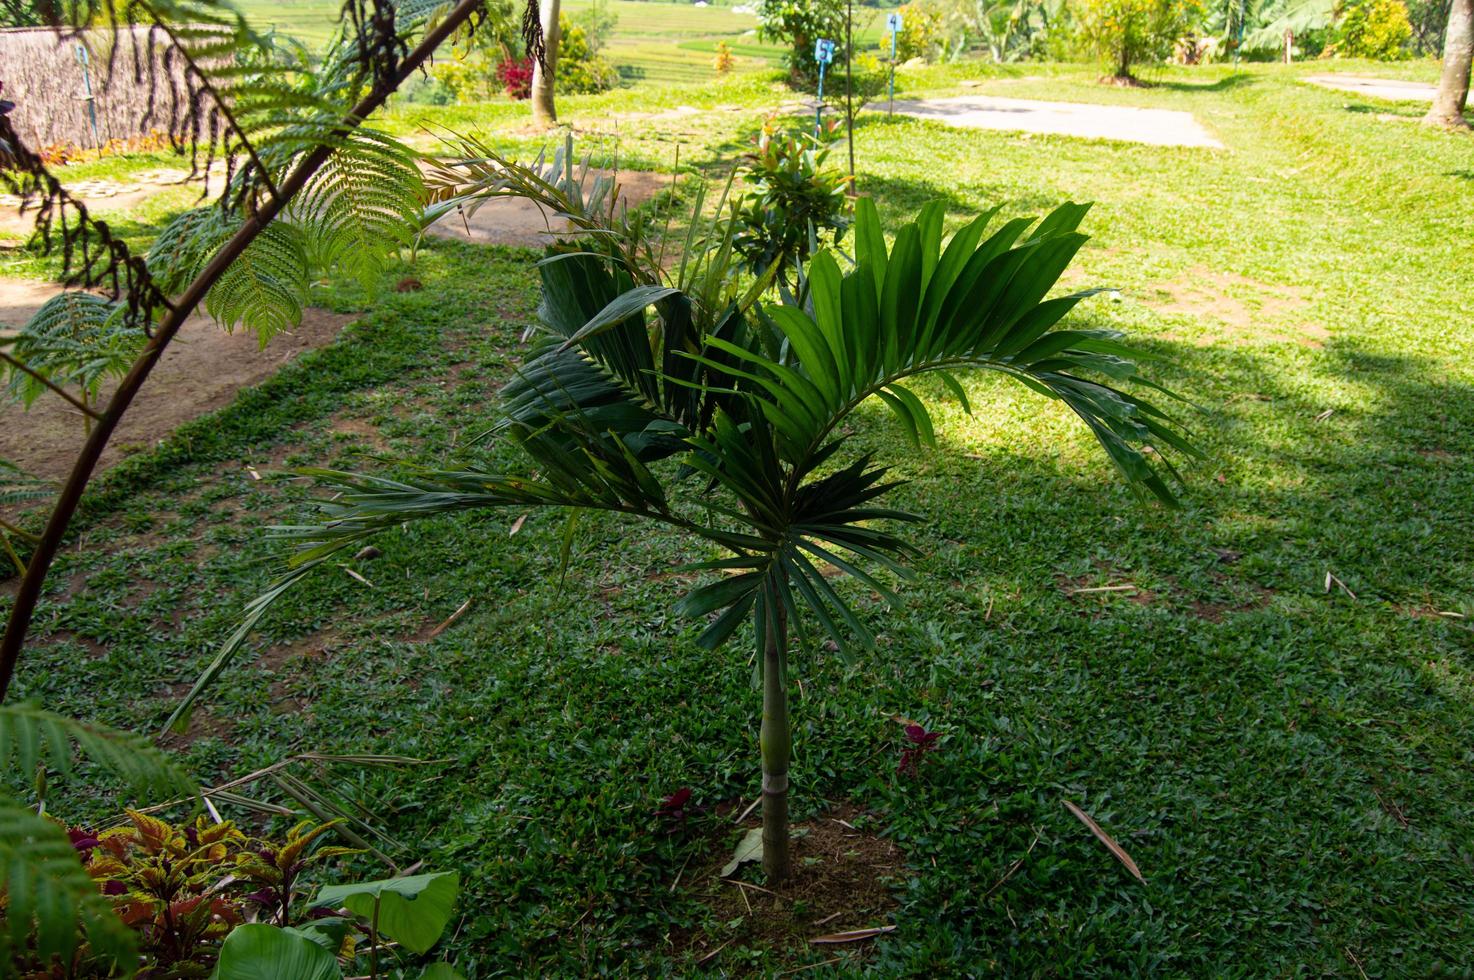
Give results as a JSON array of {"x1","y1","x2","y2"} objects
[{"x1": 4, "y1": 62, "x2": 1473, "y2": 974}]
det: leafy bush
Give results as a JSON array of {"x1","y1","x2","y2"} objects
[
  {"x1": 1329, "y1": 0, "x2": 1412, "y2": 57},
  {"x1": 757, "y1": 0, "x2": 849, "y2": 86},
  {"x1": 895, "y1": 0, "x2": 952, "y2": 60},
  {"x1": 841, "y1": 51, "x2": 892, "y2": 107},
  {"x1": 555, "y1": 13, "x2": 621, "y2": 95},
  {"x1": 714, "y1": 40, "x2": 736, "y2": 72},
  {"x1": 1073, "y1": 0, "x2": 1204, "y2": 78},
  {"x1": 731, "y1": 118, "x2": 853, "y2": 290}
]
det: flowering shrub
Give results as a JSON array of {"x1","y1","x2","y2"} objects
[{"x1": 496, "y1": 56, "x2": 535, "y2": 99}]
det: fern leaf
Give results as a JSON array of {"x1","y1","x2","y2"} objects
[
  {"x1": 0, "y1": 458, "x2": 53, "y2": 510},
  {"x1": 0, "y1": 800, "x2": 138, "y2": 975},
  {"x1": 204, "y1": 221, "x2": 312, "y2": 343},
  {"x1": 292, "y1": 128, "x2": 425, "y2": 286},
  {"x1": 0, "y1": 704, "x2": 195, "y2": 803},
  {"x1": 2, "y1": 294, "x2": 143, "y2": 408}
]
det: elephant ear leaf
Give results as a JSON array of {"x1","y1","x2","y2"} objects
[
  {"x1": 314, "y1": 871, "x2": 460, "y2": 954},
  {"x1": 213, "y1": 923, "x2": 343, "y2": 980}
]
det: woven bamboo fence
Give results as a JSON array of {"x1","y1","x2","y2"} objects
[{"x1": 0, "y1": 26, "x2": 194, "y2": 154}]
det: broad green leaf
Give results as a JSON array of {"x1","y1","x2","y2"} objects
[
  {"x1": 212, "y1": 923, "x2": 342, "y2": 980},
  {"x1": 315, "y1": 871, "x2": 459, "y2": 954}
]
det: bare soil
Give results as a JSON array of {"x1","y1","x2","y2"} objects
[
  {"x1": 0, "y1": 276, "x2": 356, "y2": 482},
  {"x1": 671, "y1": 802, "x2": 904, "y2": 970},
  {"x1": 426, "y1": 170, "x2": 669, "y2": 249},
  {"x1": 1148, "y1": 266, "x2": 1327, "y2": 347}
]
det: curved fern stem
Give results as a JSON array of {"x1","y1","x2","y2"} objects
[
  {"x1": 0, "y1": 0, "x2": 492, "y2": 701},
  {"x1": 0, "y1": 350, "x2": 102, "y2": 422}
]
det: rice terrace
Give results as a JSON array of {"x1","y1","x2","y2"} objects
[{"x1": 0, "y1": 0, "x2": 1470, "y2": 974}]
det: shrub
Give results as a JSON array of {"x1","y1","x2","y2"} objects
[
  {"x1": 1330, "y1": 0, "x2": 1412, "y2": 57},
  {"x1": 731, "y1": 117, "x2": 852, "y2": 289},
  {"x1": 756, "y1": 0, "x2": 849, "y2": 87},
  {"x1": 714, "y1": 40, "x2": 736, "y2": 72},
  {"x1": 895, "y1": 0, "x2": 950, "y2": 61},
  {"x1": 1073, "y1": 0, "x2": 1204, "y2": 79},
  {"x1": 497, "y1": 55, "x2": 535, "y2": 99},
  {"x1": 841, "y1": 51, "x2": 892, "y2": 107},
  {"x1": 555, "y1": 13, "x2": 621, "y2": 94}
]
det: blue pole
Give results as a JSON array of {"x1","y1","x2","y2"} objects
[
  {"x1": 888, "y1": 32, "x2": 896, "y2": 115},
  {"x1": 76, "y1": 44, "x2": 102, "y2": 153},
  {"x1": 816, "y1": 63, "x2": 826, "y2": 137}
]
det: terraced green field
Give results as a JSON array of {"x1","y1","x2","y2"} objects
[{"x1": 236, "y1": 0, "x2": 890, "y2": 88}]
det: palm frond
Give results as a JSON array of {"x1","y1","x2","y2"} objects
[{"x1": 693, "y1": 198, "x2": 1198, "y2": 504}]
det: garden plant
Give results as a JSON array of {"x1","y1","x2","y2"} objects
[{"x1": 193, "y1": 146, "x2": 1196, "y2": 883}]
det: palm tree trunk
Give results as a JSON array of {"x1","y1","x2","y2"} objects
[
  {"x1": 1425, "y1": 0, "x2": 1473, "y2": 129},
  {"x1": 530, "y1": 0, "x2": 561, "y2": 128},
  {"x1": 759, "y1": 588, "x2": 791, "y2": 884}
]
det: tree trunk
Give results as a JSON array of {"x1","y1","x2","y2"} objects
[
  {"x1": 759, "y1": 589, "x2": 791, "y2": 884},
  {"x1": 1425, "y1": 0, "x2": 1473, "y2": 129},
  {"x1": 530, "y1": 0, "x2": 561, "y2": 128}
]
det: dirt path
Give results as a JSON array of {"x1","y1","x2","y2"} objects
[
  {"x1": 1304, "y1": 75, "x2": 1436, "y2": 103},
  {"x1": 0, "y1": 277, "x2": 355, "y2": 481},
  {"x1": 425, "y1": 170, "x2": 669, "y2": 248},
  {"x1": 873, "y1": 95, "x2": 1223, "y2": 148}
]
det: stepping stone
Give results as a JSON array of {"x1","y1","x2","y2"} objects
[
  {"x1": 874, "y1": 95, "x2": 1223, "y2": 148},
  {"x1": 1304, "y1": 74, "x2": 1436, "y2": 102}
]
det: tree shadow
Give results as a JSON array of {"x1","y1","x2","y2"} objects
[
  {"x1": 855, "y1": 172, "x2": 1059, "y2": 226},
  {"x1": 1153, "y1": 72, "x2": 1256, "y2": 93}
]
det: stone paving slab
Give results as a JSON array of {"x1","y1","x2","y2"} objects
[
  {"x1": 874, "y1": 95, "x2": 1223, "y2": 148},
  {"x1": 1304, "y1": 74, "x2": 1436, "y2": 103}
]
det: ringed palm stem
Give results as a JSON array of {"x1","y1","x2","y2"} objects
[{"x1": 759, "y1": 576, "x2": 792, "y2": 883}]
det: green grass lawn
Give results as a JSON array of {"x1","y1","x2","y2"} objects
[{"x1": 4, "y1": 61, "x2": 1473, "y2": 974}]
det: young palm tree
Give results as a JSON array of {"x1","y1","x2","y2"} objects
[{"x1": 218, "y1": 161, "x2": 1195, "y2": 883}]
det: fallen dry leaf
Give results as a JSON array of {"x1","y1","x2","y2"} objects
[
  {"x1": 810, "y1": 926, "x2": 897, "y2": 944},
  {"x1": 1062, "y1": 799, "x2": 1145, "y2": 883}
]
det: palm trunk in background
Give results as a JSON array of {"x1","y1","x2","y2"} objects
[
  {"x1": 759, "y1": 586, "x2": 792, "y2": 883},
  {"x1": 1425, "y1": 0, "x2": 1472, "y2": 129},
  {"x1": 531, "y1": 0, "x2": 561, "y2": 128}
]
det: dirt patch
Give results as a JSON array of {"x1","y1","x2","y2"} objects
[
  {"x1": 0, "y1": 276, "x2": 357, "y2": 484},
  {"x1": 426, "y1": 170, "x2": 669, "y2": 249},
  {"x1": 1147, "y1": 266, "x2": 1326, "y2": 347},
  {"x1": 672, "y1": 803, "x2": 904, "y2": 970}
]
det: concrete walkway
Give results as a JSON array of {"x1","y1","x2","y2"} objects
[
  {"x1": 1304, "y1": 75, "x2": 1436, "y2": 103},
  {"x1": 875, "y1": 95, "x2": 1223, "y2": 148}
]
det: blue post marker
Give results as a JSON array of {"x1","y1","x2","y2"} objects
[
  {"x1": 75, "y1": 44, "x2": 102, "y2": 153},
  {"x1": 813, "y1": 38, "x2": 835, "y2": 137},
  {"x1": 885, "y1": 12, "x2": 902, "y2": 116}
]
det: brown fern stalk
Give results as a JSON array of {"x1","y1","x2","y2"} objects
[{"x1": 0, "y1": 0, "x2": 493, "y2": 700}]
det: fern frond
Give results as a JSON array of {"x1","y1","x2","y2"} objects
[
  {"x1": 144, "y1": 207, "x2": 239, "y2": 296},
  {"x1": 292, "y1": 128, "x2": 425, "y2": 286},
  {"x1": 1, "y1": 294, "x2": 143, "y2": 408},
  {"x1": 0, "y1": 801, "x2": 138, "y2": 976},
  {"x1": 0, "y1": 704, "x2": 195, "y2": 803},
  {"x1": 0, "y1": 458, "x2": 54, "y2": 510},
  {"x1": 203, "y1": 222, "x2": 311, "y2": 342}
]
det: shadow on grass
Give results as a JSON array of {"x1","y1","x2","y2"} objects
[
  {"x1": 1154, "y1": 72, "x2": 1256, "y2": 93},
  {"x1": 855, "y1": 171, "x2": 1059, "y2": 223}
]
